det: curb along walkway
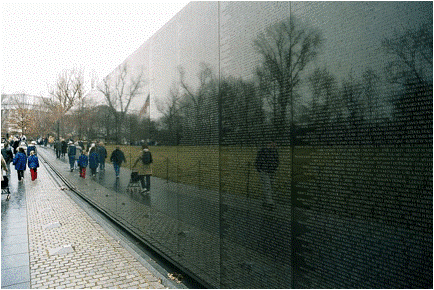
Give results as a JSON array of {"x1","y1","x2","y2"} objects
[{"x1": 4, "y1": 153, "x2": 167, "y2": 289}]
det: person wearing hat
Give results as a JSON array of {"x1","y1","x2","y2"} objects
[
  {"x1": 67, "y1": 141, "x2": 77, "y2": 172},
  {"x1": 27, "y1": 141, "x2": 37, "y2": 156},
  {"x1": 28, "y1": 151, "x2": 39, "y2": 181}
]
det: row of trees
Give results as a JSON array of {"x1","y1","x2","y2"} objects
[
  {"x1": 155, "y1": 17, "x2": 432, "y2": 146},
  {"x1": 7, "y1": 16, "x2": 431, "y2": 146}
]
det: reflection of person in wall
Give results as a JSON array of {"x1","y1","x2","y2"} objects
[
  {"x1": 255, "y1": 141, "x2": 279, "y2": 208},
  {"x1": 110, "y1": 146, "x2": 126, "y2": 178},
  {"x1": 133, "y1": 145, "x2": 153, "y2": 193}
]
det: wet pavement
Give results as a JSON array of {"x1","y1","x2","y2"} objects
[
  {"x1": 1, "y1": 146, "x2": 186, "y2": 289},
  {"x1": 1, "y1": 169, "x2": 30, "y2": 288}
]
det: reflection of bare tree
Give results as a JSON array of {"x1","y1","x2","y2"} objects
[
  {"x1": 382, "y1": 23, "x2": 432, "y2": 85},
  {"x1": 156, "y1": 83, "x2": 184, "y2": 145},
  {"x1": 220, "y1": 77, "x2": 264, "y2": 145},
  {"x1": 383, "y1": 24, "x2": 433, "y2": 136},
  {"x1": 178, "y1": 63, "x2": 219, "y2": 145},
  {"x1": 308, "y1": 68, "x2": 338, "y2": 125},
  {"x1": 254, "y1": 15, "x2": 323, "y2": 141},
  {"x1": 98, "y1": 63, "x2": 145, "y2": 144}
]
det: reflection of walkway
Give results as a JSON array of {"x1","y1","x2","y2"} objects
[
  {"x1": 34, "y1": 146, "x2": 433, "y2": 288},
  {"x1": 37, "y1": 146, "x2": 293, "y2": 288}
]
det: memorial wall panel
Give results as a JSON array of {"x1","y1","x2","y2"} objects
[{"x1": 92, "y1": 2, "x2": 432, "y2": 288}]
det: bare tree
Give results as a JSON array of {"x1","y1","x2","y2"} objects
[
  {"x1": 254, "y1": 15, "x2": 323, "y2": 141},
  {"x1": 7, "y1": 94, "x2": 40, "y2": 137},
  {"x1": 44, "y1": 68, "x2": 84, "y2": 139},
  {"x1": 98, "y1": 63, "x2": 145, "y2": 143}
]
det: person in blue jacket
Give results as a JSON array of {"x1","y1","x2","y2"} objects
[
  {"x1": 88, "y1": 147, "x2": 99, "y2": 177},
  {"x1": 13, "y1": 147, "x2": 27, "y2": 181},
  {"x1": 27, "y1": 141, "x2": 37, "y2": 156},
  {"x1": 27, "y1": 151, "x2": 39, "y2": 181},
  {"x1": 78, "y1": 151, "x2": 88, "y2": 178}
]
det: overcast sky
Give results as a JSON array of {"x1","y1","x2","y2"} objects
[{"x1": 1, "y1": 2, "x2": 189, "y2": 96}]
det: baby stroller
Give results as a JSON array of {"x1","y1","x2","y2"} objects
[
  {"x1": 2, "y1": 173, "x2": 11, "y2": 201},
  {"x1": 127, "y1": 171, "x2": 147, "y2": 196}
]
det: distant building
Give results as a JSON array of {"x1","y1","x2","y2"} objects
[{"x1": 1, "y1": 93, "x2": 48, "y2": 137}]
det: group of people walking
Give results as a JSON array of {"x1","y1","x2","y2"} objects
[
  {"x1": 58, "y1": 140, "x2": 153, "y2": 193},
  {"x1": 3, "y1": 135, "x2": 278, "y2": 207},
  {"x1": 2, "y1": 136, "x2": 154, "y2": 195},
  {"x1": 61, "y1": 140, "x2": 115, "y2": 178},
  {"x1": 1, "y1": 139, "x2": 40, "y2": 184}
]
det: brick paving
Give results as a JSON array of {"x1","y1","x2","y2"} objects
[{"x1": 25, "y1": 161, "x2": 166, "y2": 289}]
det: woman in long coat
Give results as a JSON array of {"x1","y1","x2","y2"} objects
[
  {"x1": 13, "y1": 147, "x2": 27, "y2": 181},
  {"x1": 132, "y1": 146, "x2": 153, "y2": 192}
]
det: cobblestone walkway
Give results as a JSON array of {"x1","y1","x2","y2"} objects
[{"x1": 26, "y1": 162, "x2": 166, "y2": 289}]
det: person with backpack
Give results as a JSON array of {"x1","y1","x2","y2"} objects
[
  {"x1": 110, "y1": 146, "x2": 126, "y2": 178},
  {"x1": 133, "y1": 145, "x2": 153, "y2": 193},
  {"x1": 27, "y1": 151, "x2": 39, "y2": 181}
]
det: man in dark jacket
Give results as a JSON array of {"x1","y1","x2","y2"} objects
[
  {"x1": 67, "y1": 141, "x2": 76, "y2": 172},
  {"x1": 255, "y1": 141, "x2": 279, "y2": 208},
  {"x1": 96, "y1": 142, "x2": 107, "y2": 171},
  {"x1": 110, "y1": 146, "x2": 126, "y2": 178},
  {"x1": 61, "y1": 140, "x2": 67, "y2": 158}
]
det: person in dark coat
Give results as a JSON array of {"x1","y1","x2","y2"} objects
[
  {"x1": 13, "y1": 147, "x2": 27, "y2": 181},
  {"x1": 67, "y1": 141, "x2": 76, "y2": 172},
  {"x1": 110, "y1": 146, "x2": 126, "y2": 178},
  {"x1": 61, "y1": 140, "x2": 67, "y2": 158},
  {"x1": 96, "y1": 142, "x2": 107, "y2": 171},
  {"x1": 27, "y1": 151, "x2": 39, "y2": 181},
  {"x1": 12, "y1": 138, "x2": 19, "y2": 154},
  {"x1": 255, "y1": 141, "x2": 279, "y2": 208},
  {"x1": 55, "y1": 140, "x2": 61, "y2": 158},
  {"x1": 88, "y1": 147, "x2": 99, "y2": 177},
  {"x1": 27, "y1": 141, "x2": 37, "y2": 156}
]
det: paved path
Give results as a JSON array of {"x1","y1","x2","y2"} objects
[{"x1": 2, "y1": 154, "x2": 168, "y2": 289}]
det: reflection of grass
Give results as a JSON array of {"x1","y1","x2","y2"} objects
[
  {"x1": 105, "y1": 145, "x2": 431, "y2": 211},
  {"x1": 105, "y1": 145, "x2": 299, "y2": 198}
]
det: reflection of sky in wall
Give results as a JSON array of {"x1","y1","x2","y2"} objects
[{"x1": 112, "y1": 1, "x2": 432, "y2": 119}]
